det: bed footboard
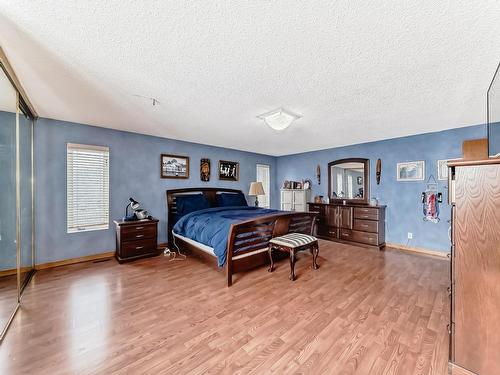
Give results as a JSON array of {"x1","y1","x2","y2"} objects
[{"x1": 226, "y1": 212, "x2": 317, "y2": 286}]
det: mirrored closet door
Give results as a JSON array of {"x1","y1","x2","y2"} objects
[{"x1": 0, "y1": 49, "x2": 36, "y2": 342}]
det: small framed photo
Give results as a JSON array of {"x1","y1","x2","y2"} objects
[
  {"x1": 161, "y1": 154, "x2": 189, "y2": 179},
  {"x1": 356, "y1": 176, "x2": 363, "y2": 185},
  {"x1": 437, "y1": 159, "x2": 449, "y2": 180},
  {"x1": 218, "y1": 160, "x2": 239, "y2": 181},
  {"x1": 397, "y1": 161, "x2": 425, "y2": 181},
  {"x1": 200, "y1": 158, "x2": 210, "y2": 182}
]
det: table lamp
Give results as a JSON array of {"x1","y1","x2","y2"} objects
[
  {"x1": 248, "y1": 182, "x2": 265, "y2": 207},
  {"x1": 124, "y1": 197, "x2": 140, "y2": 221}
]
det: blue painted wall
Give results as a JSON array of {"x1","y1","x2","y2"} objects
[
  {"x1": 35, "y1": 118, "x2": 278, "y2": 264},
  {"x1": 33, "y1": 117, "x2": 488, "y2": 263},
  {"x1": 276, "y1": 125, "x2": 487, "y2": 253},
  {"x1": 489, "y1": 122, "x2": 500, "y2": 155}
]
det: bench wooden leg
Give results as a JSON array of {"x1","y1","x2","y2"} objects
[
  {"x1": 289, "y1": 249, "x2": 296, "y2": 281},
  {"x1": 268, "y1": 244, "x2": 275, "y2": 272},
  {"x1": 311, "y1": 242, "x2": 319, "y2": 270}
]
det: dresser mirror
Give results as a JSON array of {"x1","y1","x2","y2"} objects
[{"x1": 328, "y1": 158, "x2": 369, "y2": 204}]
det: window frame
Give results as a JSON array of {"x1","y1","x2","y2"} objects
[
  {"x1": 256, "y1": 163, "x2": 271, "y2": 208},
  {"x1": 67, "y1": 143, "x2": 110, "y2": 233}
]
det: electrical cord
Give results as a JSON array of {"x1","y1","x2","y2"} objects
[{"x1": 163, "y1": 231, "x2": 187, "y2": 261}]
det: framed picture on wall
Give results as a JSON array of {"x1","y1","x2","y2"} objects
[
  {"x1": 396, "y1": 161, "x2": 425, "y2": 181},
  {"x1": 218, "y1": 160, "x2": 239, "y2": 181},
  {"x1": 161, "y1": 154, "x2": 190, "y2": 179},
  {"x1": 437, "y1": 159, "x2": 449, "y2": 180},
  {"x1": 200, "y1": 158, "x2": 210, "y2": 181}
]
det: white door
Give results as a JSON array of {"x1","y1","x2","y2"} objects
[{"x1": 256, "y1": 164, "x2": 270, "y2": 208}]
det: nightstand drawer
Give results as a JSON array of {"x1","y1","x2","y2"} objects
[
  {"x1": 121, "y1": 239, "x2": 157, "y2": 258},
  {"x1": 121, "y1": 224, "x2": 156, "y2": 241}
]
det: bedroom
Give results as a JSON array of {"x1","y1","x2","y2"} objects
[{"x1": 1, "y1": 2, "x2": 500, "y2": 374}]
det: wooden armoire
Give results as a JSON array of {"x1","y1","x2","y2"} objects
[{"x1": 448, "y1": 158, "x2": 500, "y2": 374}]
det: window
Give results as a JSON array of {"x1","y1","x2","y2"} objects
[
  {"x1": 67, "y1": 143, "x2": 109, "y2": 233},
  {"x1": 256, "y1": 164, "x2": 270, "y2": 208}
]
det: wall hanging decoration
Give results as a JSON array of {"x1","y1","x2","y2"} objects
[
  {"x1": 437, "y1": 159, "x2": 449, "y2": 180},
  {"x1": 396, "y1": 160, "x2": 425, "y2": 181},
  {"x1": 316, "y1": 164, "x2": 321, "y2": 185},
  {"x1": 218, "y1": 160, "x2": 239, "y2": 181},
  {"x1": 200, "y1": 158, "x2": 210, "y2": 181},
  {"x1": 161, "y1": 154, "x2": 189, "y2": 179},
  {"x1": 376, "y1": 158, "x2": 382, "y2": 184},
  {"x1": 422, "y1": 175, "x2": 443, "y2": 223}
]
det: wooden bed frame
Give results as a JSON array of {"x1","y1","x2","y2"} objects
[{"x1": 166, "y1": 188, "x2": 317, "y2": 286}]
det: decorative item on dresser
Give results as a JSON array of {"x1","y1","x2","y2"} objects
[
  {"x1": 280, "y1": 188, "x2": 311, "y2": 212},
  {"x1": 308, "y1": 202, "x2": 386, "y2": 250},
  {"x1": 114, "y1": 219, "x2": 159, "y2": 263},
  {"x1": 448, "y1": 158, "x2": 500, "y2": 375}
]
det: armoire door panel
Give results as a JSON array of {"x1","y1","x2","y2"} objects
[{"x1": 454, "y1": 164, "x2": 500, "y2": 374}]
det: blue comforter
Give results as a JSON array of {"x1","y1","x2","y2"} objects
[{"x1": 173, "y1": 206, "x2": 280, "y2": 266}]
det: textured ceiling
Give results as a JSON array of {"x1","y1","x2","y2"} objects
[{"x1": 0, "y1": 1, "x2": 499, "y2": 156}]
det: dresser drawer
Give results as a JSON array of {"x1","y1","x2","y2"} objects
[
  {"x1": 353, "y1": 219, "x2": 378, "y2": 233},
  {"x1": 339, "y1": 228, "x2": 353, "y2": 241},
  {"x1": 121, "y1": 224, "x2": 157, "y2": 241},
  {"x1": 353, "y1": 207, "x2": 379, "y2": 220},
  {"x1": 352, "y1": 230, "x2": 379, "y2": 246},
  {"x1": 121, "y1": 239, "x2": 157, "y2": 258},
  {"x1": 317, "y1": 225, "x2": 337, "y2": 239}
]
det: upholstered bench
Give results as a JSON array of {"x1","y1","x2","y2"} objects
[{"x1": 268, "y1": 233, "x2": 319, "y2": 281}]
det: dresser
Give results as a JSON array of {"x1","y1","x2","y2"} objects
[
  {"x1": 114, "y1": 219, "x2": 159, "y2": 263},
  {"x1": 448, "y1": 159, "x2": 500, "y2": 375},
  {"x1": 280, "y1": 189, "x2": 311, "y2": 212},
  {"x1": 307, "y1": 202, "x2": 386, "y2": 249}
]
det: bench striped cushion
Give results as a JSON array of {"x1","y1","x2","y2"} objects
[{"x1": 270, "y1": 233, "x2": 317, "y2": 248}]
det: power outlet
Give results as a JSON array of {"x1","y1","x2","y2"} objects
[{"x1": 407, "y1": 232, "x2": 413, "y2": 240}]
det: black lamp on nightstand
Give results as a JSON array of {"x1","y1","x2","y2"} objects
[{"x1": 123, "y1": 197, "x2": 140, "y2": 221}]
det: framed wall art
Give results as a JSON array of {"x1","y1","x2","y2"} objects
[
  {"x1": 161, "y1": 154, "x2": 189, "y2": 179},
  {"x1": 218, "y1": 160, "x2": 239, "y2": 181},
  {"x1": 200, "y1": 158, "x2": 210, "y2": 181},
  {"x1": 396, "y1": 161, "x2": 425, "y2": 181},
  {"x1": 437, "y1": 159, "x2": 449, "y2": 180}
]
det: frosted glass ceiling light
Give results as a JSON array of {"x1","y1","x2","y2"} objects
[{"x1": 257, "y1": 108, "x2": 301, "y2": 131}]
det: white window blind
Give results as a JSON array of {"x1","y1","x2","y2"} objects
[
  {"x1": 256, "y1": 164, "x2": 270, "y2": 208},
  {"x1": 67, "y1": 143, "x2": 109, "y2": 233}
]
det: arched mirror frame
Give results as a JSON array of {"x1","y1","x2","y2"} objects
[{"x1": 328, "y1": 158, "x2": 370, "y2": 205}]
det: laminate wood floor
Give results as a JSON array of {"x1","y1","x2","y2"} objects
[{"x1": 0, "y1": 241, "x2": 450, "y2": 375}]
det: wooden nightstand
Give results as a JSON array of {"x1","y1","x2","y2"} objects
[{"x1": 114, "y1": 219, "x2": 159, "y2": 263}]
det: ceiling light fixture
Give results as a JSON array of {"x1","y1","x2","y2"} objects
[
  {"x1": 257, "y1": 108, "x2": 301, "y2": 131},
  {"x1": 133, "y1": 94, "x2": 161, "y2": 106}
]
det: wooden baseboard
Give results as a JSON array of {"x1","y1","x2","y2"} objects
[
  {"x1": 35, "y1": 251, "x2": 115, "y2": 270},
  {"x1": 386, "y1": 243, "x2": 449, "y2": 259},
  {"x1": 35, "y1": 244, "x2": 168, "y2": 271},
  {"x1": 0, "y1": 266, "x2": 33, "y2": 278}
]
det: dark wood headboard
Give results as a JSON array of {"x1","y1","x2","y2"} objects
[{"x1": 166, "y1": 187, "x2": 244, "y2": 245}]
